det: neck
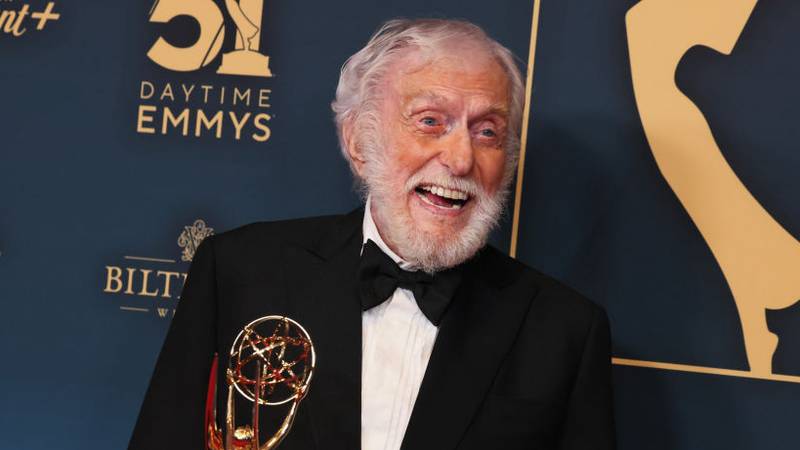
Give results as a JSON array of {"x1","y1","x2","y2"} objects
[{"x1": 369, "y1": 200, "x2": 408, "y2": 262}]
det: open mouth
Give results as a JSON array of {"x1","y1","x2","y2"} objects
[{"x1": 414, "y1": 184, "x2": 471, "y2": 210}]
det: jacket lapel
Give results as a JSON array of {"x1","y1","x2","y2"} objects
[
  {"x1": 280, "y1": 207, "x2": 537, "y2": 450},
  {"x1": 281, "y1": 208, "x2": 364, "y2": 450},
  {"x1": 401, "y1": 251, "x2": 538, "y2": 450}
]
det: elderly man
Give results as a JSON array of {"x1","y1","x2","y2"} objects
[{"x1": 129, "y1": 18, "x2": 615, "y2": 450}]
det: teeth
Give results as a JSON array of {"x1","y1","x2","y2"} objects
[
  {"x1": 416, "y1": 190, "x2": 464, "y2": 209},
  {"x1": 419, "y1": 184, "x2": 469, "y2": 201}
]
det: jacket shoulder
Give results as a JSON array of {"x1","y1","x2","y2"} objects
[
  {"x1": 478, "y1": 245, "x2": 604, "y2": 324},
  {"x1": 200, "y1": 213, "x2": 346, "y2": 283},
  {"x1": 216, "y1": 214, "x2": 342, "y2": 248}
]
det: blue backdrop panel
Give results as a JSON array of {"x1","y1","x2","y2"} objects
[
  {"x1": 515, "y1": 1, "x2": 800, "y2": 449},
  {"x1": 0, "y1": 1, "x2": 531, "y2": 449},
  {"x1": 3, "y1": 0, "x2": 799, "y2": 449}
]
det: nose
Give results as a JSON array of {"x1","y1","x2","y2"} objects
[{"x1": 438, "y1": 126, "x2": 474, "y2": 177}]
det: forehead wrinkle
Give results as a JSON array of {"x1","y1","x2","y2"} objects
[
  {"x1": 402, "y1": 89, "x2": 509, "y2": 118},
  {"x1": 403, "y1": 90, "x2": 451, "y2": 110},
  {"x1": 390, "y1": 54, "x2": 512, "y2": 118}
]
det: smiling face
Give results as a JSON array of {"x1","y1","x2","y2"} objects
[{"x1": 347, "y1": 42, "x2": 513, "y2": 272}]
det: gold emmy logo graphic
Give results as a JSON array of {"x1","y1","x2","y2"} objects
[
  {"x1": 179, "y1": 219, "x2": 216, "y2": 262},
  {"x1": 137, "y1": 1, "x2": 274, "y2": 142},
  {"x1": 147, "y1": 0, "x2": 272, "y2": 77},
  {"x1": 626, "y1": 0, "x2": 800, "y2": 379}
]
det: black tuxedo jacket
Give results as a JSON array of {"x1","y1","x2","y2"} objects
[{"x1": 128, "y1": 207, "x2": 615, "y2": 450}]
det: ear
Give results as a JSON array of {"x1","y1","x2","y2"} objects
[{"x1": 342, "y1": 118, "x2": 366, "y2": 176}]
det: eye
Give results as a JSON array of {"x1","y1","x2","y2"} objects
[
  {"x1": 415, "y1": 114, "x2": 447, "y2": 134},
  {"x1": 420, "y1": 117, "x2": 439, "y2": 127},
  {"x1": 472, "y1": 119, "x2": 504, "y2": 144}
]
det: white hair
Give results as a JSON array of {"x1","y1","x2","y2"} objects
[{"x1": 331, "y1": 18, "x2": 525, "y2": 189}]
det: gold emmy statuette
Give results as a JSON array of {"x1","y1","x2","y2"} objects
[
  {"x1": 206, "y1": 316, "x2": 316, "y2": 450},
  {"x1": 217, "y1": 0, "x2": 273, "y2": 77}
]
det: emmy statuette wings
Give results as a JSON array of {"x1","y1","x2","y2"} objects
[{"x1": 206, "y1": 316, "x2": 316, "y2": 450}]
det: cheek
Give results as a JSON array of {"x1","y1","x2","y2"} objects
[
  {"x1": 476, "y1": 151, "x2": 507, "y2": 193},
  {"x1": 382, "y1": 124, "x2": 433, "y2": 185}
]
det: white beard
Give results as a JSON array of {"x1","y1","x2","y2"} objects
[{"x1": 362, "y1": 147, "x2": 509, "y2": 274}]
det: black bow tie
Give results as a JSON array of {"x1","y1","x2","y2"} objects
[{"x1": 357, "y1": 239, "x2": 463, "y2": 326}]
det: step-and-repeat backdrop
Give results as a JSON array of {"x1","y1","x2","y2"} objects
[{"x1": 1, "y1": 0, "x2": 798, "y2": 449}]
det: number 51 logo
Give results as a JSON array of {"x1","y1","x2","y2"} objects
[{"x1": 147, "y1": 0, "x2": 272, "y2": 77}]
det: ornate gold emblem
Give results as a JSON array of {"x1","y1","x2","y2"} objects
[{"x1": 177, "y1": 219, "x2": 215, "y2": 262}]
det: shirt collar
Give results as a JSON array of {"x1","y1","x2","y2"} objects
[{"x1": 362, "y1": 196, "x2": 417, "y2": 271}]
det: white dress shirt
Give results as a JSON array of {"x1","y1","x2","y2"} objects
[{"x1": 361, "y1": 197, "x2": 439, "y2": 450}]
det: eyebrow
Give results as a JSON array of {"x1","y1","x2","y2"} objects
[
  {"x1": 480, "y1": 105, "x2": 510, "y2": 119},
  {"x1": 403, "y1": 91, "x2": 510, "y2": 120},
  {"x1": 404, "y1": 91, "x2": 451, "y2": 110}
]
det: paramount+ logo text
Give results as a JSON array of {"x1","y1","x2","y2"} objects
[
  {"x1": 0, "y1": 1, "x2": 60, "y2": 37},
  {"x1": 136, "y1": 0, "x2": 274, "y2": 143}
]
